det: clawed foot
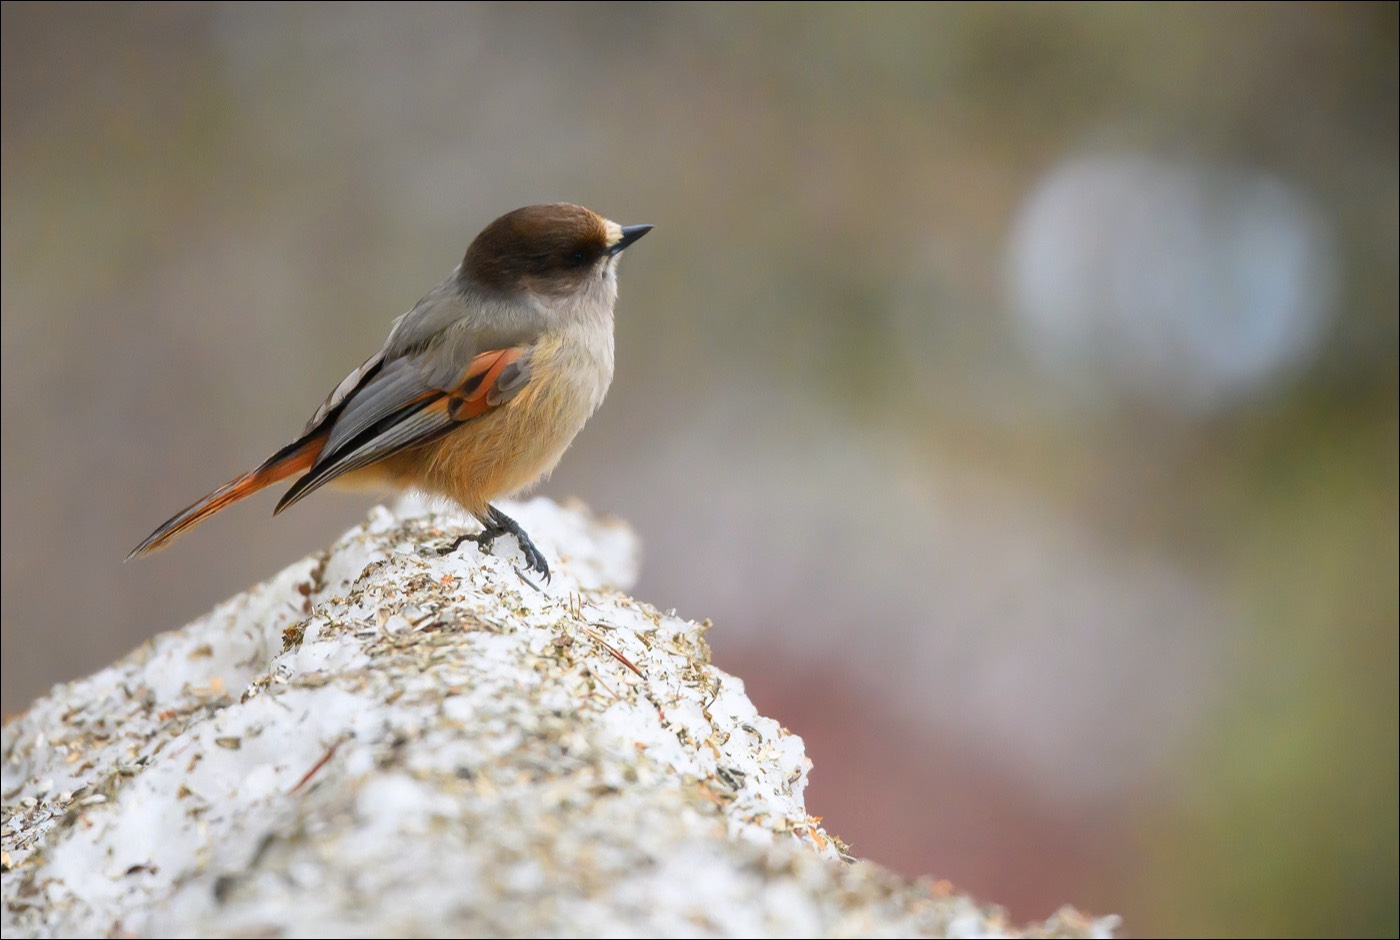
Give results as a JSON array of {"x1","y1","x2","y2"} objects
[{"x1": 437, "y1": 505, "x2": 551, "y2": 582}]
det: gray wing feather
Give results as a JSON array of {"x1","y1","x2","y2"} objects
[
  {"x1": 277, "y1": 404, "x2": 455, "y2": 513},
  {"x1": 303, "y1": 350, "x2": 385, "y2": 435},
  {"x1": 486, "y1": 358, "x2": 531, "y2": 406},
  {"x1": 318, "y1": 357, "x2": 436, "y2": 462}
]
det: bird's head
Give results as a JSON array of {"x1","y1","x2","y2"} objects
[{"x1": 462, "y1": 203, "x2": 652, "y2": 300}]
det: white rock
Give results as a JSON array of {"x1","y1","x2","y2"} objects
[{"x1": 2, "y1": 496, "x2": 1117, "y2": 938}]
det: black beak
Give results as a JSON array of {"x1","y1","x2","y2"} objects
[{"x1": 611, "y1": 224, "x2": 654, "y2": 255}]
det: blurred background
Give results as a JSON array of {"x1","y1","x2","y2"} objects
[{"x1": 3, "y1": 3, "x2": 1395, "y2": 935}]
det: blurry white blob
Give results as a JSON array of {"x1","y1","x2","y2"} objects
[{"x1": 1006, "y1": 154, "x2": 1337, "y2": 414}]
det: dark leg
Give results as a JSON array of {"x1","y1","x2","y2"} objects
[{"x1": 440, "y1": 504, "x2": 550, "y2": 582}]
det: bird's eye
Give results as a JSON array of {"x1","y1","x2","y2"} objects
[{"x1": 568, "y1": 251, "x2": 588, "y2": 267}]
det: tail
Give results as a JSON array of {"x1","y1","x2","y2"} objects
[{"x1": 127, "y1": 431, "x2": 327, "y2": 560}]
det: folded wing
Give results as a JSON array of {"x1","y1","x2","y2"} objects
[{"x1": 274, "y1": 347, "x2": 530, "y2": 513}]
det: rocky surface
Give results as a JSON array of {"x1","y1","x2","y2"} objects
[{"x1": 2, "y1": 496, "x2": 1117, "y2": 938}]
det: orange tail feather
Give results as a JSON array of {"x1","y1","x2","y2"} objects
[{"x1": 127, "y1": 432, "x2": 326, "y2": 560}]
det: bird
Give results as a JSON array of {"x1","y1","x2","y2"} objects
[{"x1": 129, "y1": 203, "x2": 652, "y2": 582}]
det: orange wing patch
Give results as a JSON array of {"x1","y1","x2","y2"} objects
[{"x1": 446, "y1": 348, "x2": 527, "y2": 421}]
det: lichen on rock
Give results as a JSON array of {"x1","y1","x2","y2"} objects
[{"x1": 2, "y1": 496, "x2": 1117, "y2": 938}]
